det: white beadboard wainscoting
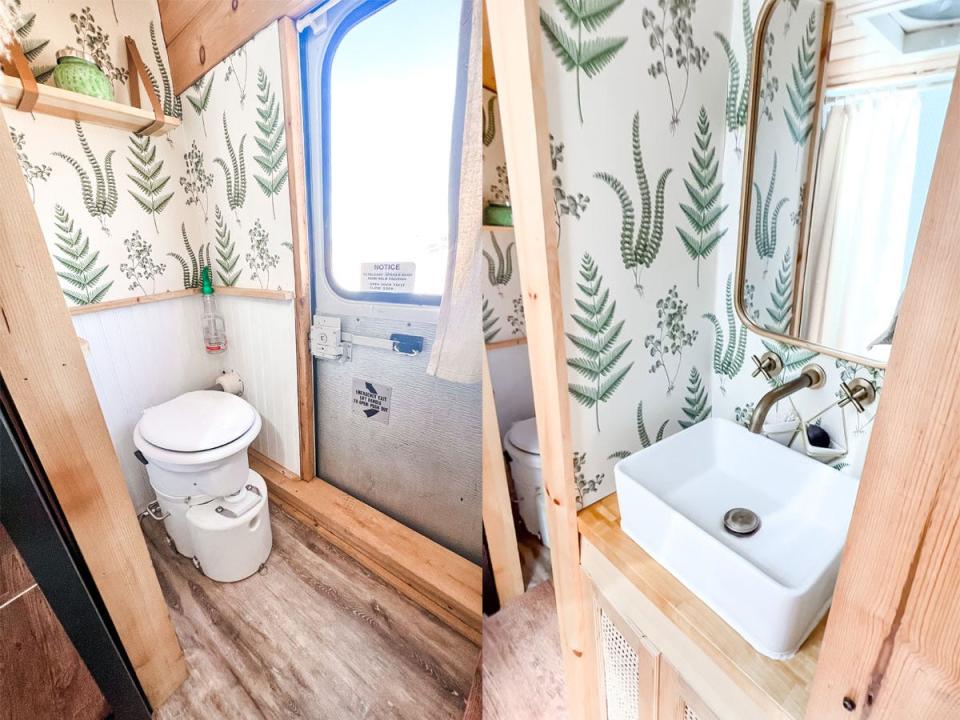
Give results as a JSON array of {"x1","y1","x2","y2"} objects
[{"x1": 74, "y1": 294, "x2": 300, "y2": 511}]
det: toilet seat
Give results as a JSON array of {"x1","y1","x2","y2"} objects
[
  {"x1": 138, "y1": 390, "x2": 257, "y2": 453},
  {"x1": 134, "y1": 415, "x2": 262, "y2": 468}
]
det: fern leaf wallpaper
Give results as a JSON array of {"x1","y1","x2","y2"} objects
[
  {"x1": 482, "y1": 87, "x2": 526, "y2": 343},
  {"x1": 538, "y1": 0, "x2": 881, "y2": 508},
  {"x1": 6, "y1": 4, "x2": 295, "y2": 309}
]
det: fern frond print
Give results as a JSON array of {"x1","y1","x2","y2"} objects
[
  {"x1": 214, "y1": 205, "x2": 241, "y2": 286},
  {"x1": 608, "y1": 402, "x2": 670, "y2": 460},
  {"x1": 594, "y1": 113, "x2": 671, "y2": 296},
  {"x1": 784, "y1": 10, "x2": 819, "y2": 152},
  {"x1": 187, "y1": 72, "x2": 215, "y2": 136},
  {"x1": 679, "y1": 367, "x2": 711, "y2": 429},
  {"x1": 678, "y1": 107, "x2": 727, "y2": 287},
  {"x1": 540, "y1": 0, "x2": 628, "y2": 124},
  {"x1": 167, "y1": 224, "x2": 209, "y2": 289},
  {"x1": 148, "y1": 21, "x2": 182, "y2": 119},
  {"x1": 566, "y1": 253, "x2": 633, "y2": 432},
  {"x1": 51, "y1": 205, "x2": 112, "y2": 306},
  {"x1": 483, "y1": 234, "x2": 515, "y2": 294},
  {"x1": 52, "y1": 122, "x2": 118, "y2": 233},
  {"x1": 126, "y1": 134, "x2": 174, "y2": 231},
  {"x1": 703, "y1": 274, "x2": 747, "y2": 393},
  {"x1": 214, "y1": 113, "x2": 248, "y2": 222},
  {"x1": 15, "y1": 5, "x2": 54, "y2": 82},
  {"x1": 253, "y1": 68, "x2": 289, "y2": 219},
  {"x1": 753, "y1": 153, "x2": 788, "y2": 274},
  {"x1": 483, "y1": 298, "x2": 501, "y2": 343},
  {"x1": 714, "y1": 0, "x2": 753, "y2": 151},
  {"x1": 766, "y1": 251, "x2": 794, "y2": 332},
  {"x1": 483, "y1": 95, "x2": 497, "y2": 147}
]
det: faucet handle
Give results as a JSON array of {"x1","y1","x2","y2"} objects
[
  {"x1": 839, "y1": 378, "x2": 877, "y2": 414},
  {"x1": 751, "y1": 351, "x2": 784, "y2": 380}
]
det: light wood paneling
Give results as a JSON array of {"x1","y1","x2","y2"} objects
[
  {"x1": 482, "y1": 352, "x2": 524, "y2": 605},
  {"x1": 251, "y1": 450, "x2": 483, "y2": 644},
  {"x1": 277, "y1": 18, "x2": 316, "y2": 486},
  {"x1": 827, "y1": 0, "x2": 959, "y2": 88},
  {"x1": 157, "y1": 0, "x2": 212, "y2": 46},
  {"x1": 147, "y1": 505, "x2": 475, "y2": 719},
  {"x1": 580, "y1": 495, "x2": 821, "y2": 720},
  {"x1": 162, "y1": 1, "x2": 320, "y2": 94},
  {"x1": 482, "y1": 1, "x2": 496, "y2": 92},
  {"x1": 0, "y1": 108, "x2": 185, "y2": 707},
  {"x1": 806, "y1": 64, "x2": 960, "y2": 720},
  {"x1": 482, "y1": 580, "x2": 568, "y2": 719},
  {"x1": 0, "y1": 524, "x2": 33, "y2": 606},
  {"x1": 485, "y1": 0, "x2": 602, "y2": 716}
]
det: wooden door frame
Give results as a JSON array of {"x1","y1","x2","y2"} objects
[
  {"x1": 805, "y1": 63, "x2": 960, "y2": 719},
  {"x1": 275, "y1": 18, "x2": 482, "y2": 644},
  {"x1": 0, "y1": 111, "x2": 186, "y2": 709},
  {"x1": 485, "y1": 0, "x2": 603, "y2": 716}
]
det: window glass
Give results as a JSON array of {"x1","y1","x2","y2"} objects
[{"x1": 325, "y1": 0, "x2": 462, "y2": 302}]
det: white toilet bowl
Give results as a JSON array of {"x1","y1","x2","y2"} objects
[
  {"x1": 504, "y1": 417, "x2": 551, "y2": 548},
  {"x1": 134, "y1": 390, "x2": 272, "y2": 581}
]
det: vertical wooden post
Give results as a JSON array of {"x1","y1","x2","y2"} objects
[
  {"x1": 805, "y1": 64, "x2": 960, "y2": 719},
  {"x1": 486, "y1": 0, "x2": 602, "y2": 716},
  {"x1": 278, "y1": 17, "x2": 317, "y2": 484},
  {"x1": 482, "y1": 351, "x2": 524, "y2": 604},
  {"x1": 0, "y1": 106, "x2": 185, "y2": 708}
]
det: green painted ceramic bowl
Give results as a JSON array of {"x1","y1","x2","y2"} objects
[
  {"x1": 52, "y1": 48, "x2": 114, "y2": 101},
  {"x1": 483, "y1": 203, "x2": 513, "y2": 227}
]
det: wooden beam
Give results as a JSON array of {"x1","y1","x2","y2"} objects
[
  {"x1": 157, "y1": 0, "x2": 212, "y2": 47},
  {"x1": 277, "y1": 18, "x2": 316, "y2": 486},
  {"x1": 482, "y1": 352, "x2": 524, "y2": 604},
  {"x1": 0, "y1": 110, "x2": 186, "y2": 708},
  {"x1": 485, "y1": 0, "x2": 602, "y2": 716},
  {"x1": 806, "y1": 64, "x2": 960, "y2": 719},
  {"x1": 250, "y1": 450, "x2": 483, "y2": 644},
  {"x1": 163, "y1": 0, "x2": 320, "y2": 94}
]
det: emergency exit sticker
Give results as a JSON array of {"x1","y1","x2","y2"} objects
[
  {"x1": 352, "y1": 378, "x2": 392, "y2": 425},
  {"x1": 360, "y1": 262, "x2": 416, "y2": 293}
]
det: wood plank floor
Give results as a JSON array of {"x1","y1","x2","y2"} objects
[
  {"x1": 144, "y1": 505, "x2": 477, "y2": 720},
  {"x1": 482, "y1": 580, "x2": 568, "y2": 720}
]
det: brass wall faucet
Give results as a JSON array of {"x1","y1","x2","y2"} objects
[{"x1": 749, "y1": 364, "x2": 826, "y2": 434}]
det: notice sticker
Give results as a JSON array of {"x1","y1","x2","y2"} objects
[
  {"x1": 352, "y1": 378, "x2": 392, "y2": 425},
  {"x1": 360, "y1": 262, "x2": 416, "y2": 293}
]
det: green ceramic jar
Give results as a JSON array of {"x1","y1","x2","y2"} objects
[
  {"x1": 52, "y1": 48, "x2": 114, "y2": 101},
  {"x1": 483, "y1": 203, "x2": 513, "y2": 227}
]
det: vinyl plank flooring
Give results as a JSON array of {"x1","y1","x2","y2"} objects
[
  {"x1": 146, "y1": 505, "x2": 476, "y2": 720},
  {"x1": 482, "y1": 580, "x2": 568, "y2": 720}
]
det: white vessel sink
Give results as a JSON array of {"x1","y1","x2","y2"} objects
[{"x1": 614, "y1": 417, "x2": 859, "y2": 659}]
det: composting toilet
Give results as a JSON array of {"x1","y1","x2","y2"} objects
[
  {"x1": 133, "y1": 390, "x2": 272, "y2": 582},
  {"x1": 503, "y1": 417, "x2": 551, "y2": 548}
]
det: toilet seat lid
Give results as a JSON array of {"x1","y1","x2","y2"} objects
[
  {"x1": 507, "y1": 417, "x2": 539, "y2": 456},
  {"x1": 138, "y1": 391, "x2": 258, "y2": 452}
]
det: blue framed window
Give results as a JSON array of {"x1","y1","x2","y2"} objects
[{"x1": 303, "y1": 0, "x2": 467, "y2": 306}]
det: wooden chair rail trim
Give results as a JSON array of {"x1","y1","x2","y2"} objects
[{"x1": 67, "y1": 287, "x2": 294, "y2": 316}]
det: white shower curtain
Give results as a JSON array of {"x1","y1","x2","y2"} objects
[
  {"x1": 427, "y1": 0, "x2": 482, "y2": 384},
  {"x1": 802, "y1": 90, "x2": 921, "y2": 356}
]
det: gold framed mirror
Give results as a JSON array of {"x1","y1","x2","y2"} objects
[{"x1": 736, "y1": 0, "x2": 958, "y2": 368}]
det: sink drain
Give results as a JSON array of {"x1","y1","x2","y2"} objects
[{"x1": 723, "y1": 508, "x2": 761, "y2": 537}]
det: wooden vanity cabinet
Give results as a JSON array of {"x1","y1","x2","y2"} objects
[{"x1": 592, "y1": 588, "x2": 720, "y2": 720}]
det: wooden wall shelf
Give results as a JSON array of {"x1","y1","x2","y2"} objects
[
  {"x1": 483, "y1": 225, "x2": 514, "y2": 232},
  {"x1": 68, "y1": 287, "x2": 294, "y2": 316},
  {"x1": 0, "y1": 74, "x2": 181, "y2": 136}
]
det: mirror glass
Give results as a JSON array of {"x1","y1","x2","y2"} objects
[{"x1": 740, "y1": 0, "x2": 956, "y2": 366}]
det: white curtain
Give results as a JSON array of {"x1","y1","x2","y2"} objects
[
  {"x1": 802, "y1": 91, "x2": 921, "y2": 357},
  {"x1": 427, "y1": 0, "x2": 482, "y2": 384}
]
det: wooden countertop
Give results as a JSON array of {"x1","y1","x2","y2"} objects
[{"x1": 578, "y1": 494, "x2": 823, "y2": 720}]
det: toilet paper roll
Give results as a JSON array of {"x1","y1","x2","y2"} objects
[{"x1": 213, "y1": 370, "x2": 244, "y2": 396}]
